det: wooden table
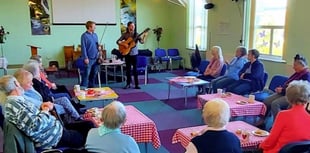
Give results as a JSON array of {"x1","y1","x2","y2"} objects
[
  {"x1": 167, "y1": 76, "x2": 210, "y2": 107},
  {"x1": 74, "y1": 87, "x2": 118, "y2": 102},
  {"x1": 172, "y1": 121, "x2": 267, "y2": 150},
  {"x1": 83, "y1": 105, "x2": 161, "y2": 149},
  {"x1": 197, "y1": 93, "x2": 266, "y2": 117}
]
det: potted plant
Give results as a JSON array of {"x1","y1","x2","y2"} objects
[
  {"x1": 153, "y1": 27, "x2": 163, "y2": 48},
  {"x1": 0, "y1": 26, "x2": 9, "y2": 44}
]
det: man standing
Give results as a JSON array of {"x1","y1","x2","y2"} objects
[
  {"x1": 116, "y1": 22, "x2": 145, "y2": 89},
  {"x1": 81, "y1": 21, "x2": 100, "y2": 88}
]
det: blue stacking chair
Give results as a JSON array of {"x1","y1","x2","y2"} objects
[
  {"x1": 185, "y1": 60, "x2": 209, "y2": 77},
  {"x1": 75, "y1": 57, "x2": 85, "y2": 84},
  {"x1": 279, "y1": 140, "x2": 310, "y2": 153},
  {"x1": 254, "y1": 74, "x2": 288, "y2": 102},
  {"x1": 136, "y1": 56, "x2": 148, "y2": 84},
  {"x1": 167, "y1": 48, "x2": 184, "y2": 70},
  {"x1": 154, "y1": 48, "x2": 170, "y2": 71}
]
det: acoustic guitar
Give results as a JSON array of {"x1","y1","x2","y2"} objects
[{"x1": 119, "y1": 28, "x2": 150, "y2": 55}]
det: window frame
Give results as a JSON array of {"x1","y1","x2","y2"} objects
[
  {"x1": 244, "y1": 0, "x2": 288, "y2": 61},
  {"x1": 187, "y1": 0, "x2": 208, "y2": 50}
]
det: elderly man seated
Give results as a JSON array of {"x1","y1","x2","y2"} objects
[
  {"x1": 85, "y1": 101, "x2": 140, "y2": 153},
  {"x1": 226, "y1": 49, "x2": 265, "y2": 95},
  {"x1": 185, "y1": 98, "x2": 242, "y2": 153},
  {"x1": 22, "y1": 61, "x2": 82, "y2": 121},
  {"x1": 0, "y1": 75, "x2": 94, "y2": 150}
]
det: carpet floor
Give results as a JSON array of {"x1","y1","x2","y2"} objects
[{"x1": 4, "y1": 69, "x2": 259, "y2": 153}]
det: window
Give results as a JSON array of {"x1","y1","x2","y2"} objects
[
  {"x1": 187, "y1": 0, "x2": 208, "y2": 50},
  {"x1": 246, "y1": 0, "x2": 287, "y2": 60}
]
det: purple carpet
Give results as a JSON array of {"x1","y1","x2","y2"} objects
[
  {"x1": 163, "y1": 97, "x2": 198, "y2": 110},
  {"x1": 117, "y1": 92, "x2": 156, "y2": 102},
  {"x1": 139, "y1": 78, "x2": 162, "y2": 84},
  {"x1": 158, "y1": 129, "x2": 185, "y2": 153},
  {"x1": 170, "y1": 69, "x2": 187, "y2": 76}
]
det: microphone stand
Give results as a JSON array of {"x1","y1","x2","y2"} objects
[{"x1": 99, "y1": 25, "x2": 108, "y2": 49}]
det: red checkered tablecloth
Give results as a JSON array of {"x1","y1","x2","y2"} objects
[
  {"x1": 197, "y1": 93, "x2": 266, "y2": 116},
  {"x1": 83, "y1": 105, "x2": 161, "y2": 149},
  {"x1": 172, "y1": 121, "x2": 267, "y2": 149}
]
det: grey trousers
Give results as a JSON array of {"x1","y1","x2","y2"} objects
[{"x1": 263, "y1": 93, "x2": 289, "y2": 120}]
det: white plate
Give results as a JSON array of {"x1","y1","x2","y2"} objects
[
  {"x1": 236, "y1": 101, "x2": 247, "y2": 105},
  {"x1": 184, "y1": 76, "x2": 196, "y2": 79},
  {"x1": 252, "y1": 130, "x2": 269, "y2": 137}
]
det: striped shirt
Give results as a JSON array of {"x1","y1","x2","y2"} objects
[{"x1": 4, "y1": 96, "x2": 63, "y2": 149}]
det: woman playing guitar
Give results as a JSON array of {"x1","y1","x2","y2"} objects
[{"x1": 116, "y1": 22, "x2": 147, "y2": 89}]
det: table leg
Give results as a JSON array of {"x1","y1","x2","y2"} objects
[
  {"x1": 184, "y1": 87, "x2": 188, "y2": 107},
  {"x1": 202, "y1": 84, "x2": 206, "y2": 94},
  {"x1": 144, "y1": 142, "x2": 148, "y2": 153},
  {"x1": 113, "y1": 66, "x2": 116, "y2": 82},
  {"x1": 98, "y1": 69, "x2": 101, "y2": 88},
  {"x1": 168, "y1": 82, "x2": 171, "y2": 100},
  {"x1": 105, "y1": 65, "x2": 108, "y2": 85},
  {"x1": 121, "y1": 65, "x2": 124, "y2": 82}
]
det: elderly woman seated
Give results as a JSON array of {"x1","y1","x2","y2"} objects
[
  {"x1": 185, "y1": 98, "x2": 241, "y2": 153},
  {"x1": 259, "y1": 80, "x2": 310, "y2": 153},
  {"x1": 256, "y1": 54, "x2": 310, "y2": 127},
  {"x1": 85, "y1": 101, "x2": 140, "y2": 153},
  {"x1": 197, "y1": 46, "x2": 225, "y2": 93},
  {"x1": 0, "y1": 75, "x2": 93, "y2": 149}
]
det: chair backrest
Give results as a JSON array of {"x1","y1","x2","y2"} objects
[
  {"x1": 137, "y1": 56, "x2": 147, "y2": 68},
  {"x1": 220, "y1": 64, "x2": 227, "y2": 76},
  {"x1": 155, "y1": 48, "x2": 167, "y2": 57},
  {"x1": 268, "y1": 75, "x2": 288, "y2": 92},
  {"x1": 167, "y1": 48, "x2": 180, "y2": 56},
  {"x1": 63, "y1": 45, "x2": 74, "y2": 60},
  {"x1": 49, "y1": 61, "x2": 59, "y2": 68},
  {"x1": 198, "y1": 60, "x2": 210, "y2": 74},
  {"x1": 75, "y1": 58, "x2": 85, "y2": 71},
  {"x1": 111, "y1": 48, "x2": 123, "y2": 60},
  {"x1": 75, "y1": 58, "x2": 85, "y2": 84},
  {"x1": 279, "y1": 140, "x2": 310, "y2": 153},
  {"x1": 263, "y1": 72, "x2": 269, "y2": 88},
  {"x1": 3, "y1": 120, "x2": 36, "y2": 153},
  {"x1": 138, "y1": 49, "x2": 153, "y2": 57},
  {"x1": 190, "y1": 53, "x2": 198, "y2": 69}
]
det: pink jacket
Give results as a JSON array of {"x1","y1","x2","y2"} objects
[{"x1": 204, "y1": 57, "x2": 224, "y2": 77}]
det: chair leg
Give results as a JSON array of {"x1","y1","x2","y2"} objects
[
  {"x1": 169, "y1": 58, "x2": 172, "y2": 71},
  {"x1": 144, "y1": 69, "x2": 148, "y2": 85}
]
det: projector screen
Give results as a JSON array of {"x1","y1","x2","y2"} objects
[{"x1": 51, "y1": 0, "x2": 116, "y2": 25}]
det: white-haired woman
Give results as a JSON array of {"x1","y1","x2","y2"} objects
[
  {"x1": 197, "y1": 46, "x2": 224, "y2": 93},
  {"x1": 185, "y1": 98, "x2": 241, "y2": 153},
  {"x1": 85, "y1": 101, "x2": 140, "y2": 153},
  {"x1": 259, "y1": 80, "x2": 310, "y2": 153}
]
